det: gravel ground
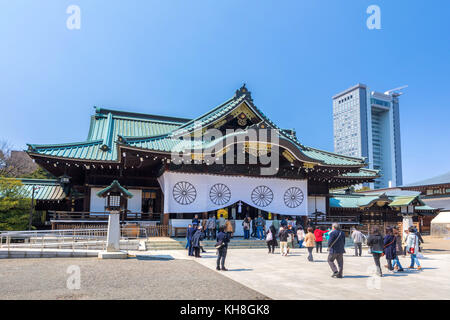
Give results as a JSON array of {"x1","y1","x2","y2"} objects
[{"x1": 0, "y1": 257, "x2": 268, "y2": 300}]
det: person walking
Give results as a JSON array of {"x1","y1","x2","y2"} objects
[
  {"x1": 297, "y1": 226, "x2": 305, "y2": 248},
  {"x1": 402, "y1": 228, "x2": 409, "y2": 256},
  {"x1": 187, "y1": 224, "x2": 196, "y2": 256},
  {"x1": 256, "y1": 214, "x2": 265, "y2": 240},
  {"x1": 414, "y1": 227, "x2": 424, "y2": 253},
  {"x1": 327, "y1": 223, "x2": 346, "y2": 278},
  {"x1": 351, "y1": 228, "x2": 366, "y2": 256},
  {"x1": 406, "y1": 226, "x2": 422, "y2": 270},
  {"x1": 280, "y1": 216, "x2": 288, "y2": 228},
  {"x1": 272, "y1": 215, "x2": 280, "y2": 234},
  {"x1": 206, "y1": 214, "x2": 216, "y2": 240},
  {"x1": 278, "y1": 226, "x2": 289, "y2": 256},
  {"x1": 225, "y1": 218, "x2": 234, "y2": 239},
  {"x1": 185, "y1": 224, "x2": 193, "y2": 250},
  {"x1": 383, "y1": 227, "x2": 397, "y2": 272},
  {"x1": 304, "y1": 227, "x2": 315, "y2": 261},
  {"x1": 367, "y1": 227, "x2": 384, "y2": 277},
  {"x1": 218, "y1": 214, "x2": 226, "y2": 230},
  {"x1": 216, "y1": 226, "x2": 230, "y2": 271},
  {"x1": 287, "y1": 224, "x2": 295, "y2": 254},
  {"x1": 192, "y1": 214, "x2": 199, "y2": 227},
  {"x1": 314, "y1": 227, "x2": 326, "y2": 253},
  {"x1": 242, "y1": 216, "x2": 251, "y2": 240},
  {"x1": 199, "y1": 224, "x2": 207, "y2": 253},
  {"x1": 251, "y1": 216, "x2": 257, "y2": 238},
  {"x1": 191, "y1": 226, "x2": 204, "y2": 258},
  {"x1": 266, "y1": 224, "x2": 278, "y2": 254},
  {"x1": 392, "y1": 227, "x2": 405, "y2": 271},
  {"x1": 230, "y1": 219, "x2": 236, "y2": 238}
]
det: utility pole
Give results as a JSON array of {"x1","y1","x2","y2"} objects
[{"x1": 28, "y1": 185, "x2": 35, "y2": 230}]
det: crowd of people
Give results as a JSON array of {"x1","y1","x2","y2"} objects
[{"x1": 184, "y1": 213, "x2": 425, "y2": 278}]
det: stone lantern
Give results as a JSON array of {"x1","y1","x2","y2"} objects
[{"x1": 96, "y1": 180, "x2": 133, "y2": 259}]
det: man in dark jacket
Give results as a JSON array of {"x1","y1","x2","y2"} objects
[
  {"x1": 216, "y1": 226, "x2": 230, "y2": 271},
  {"x1": 327, "y1": 223, "x2": 346, "y2": 278},
  {"x1": 191, "y1": 226, "x2": 204, "y2": 258},
  {"x1": 187, "y1": 224, "x2": 196, "y2": 256}
]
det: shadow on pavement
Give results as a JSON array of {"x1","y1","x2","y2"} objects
[
  {"x1": 135, "y1": 255, "x2": 174, "y2": 261},
  {"x1": 226, "y1": 268, "x2": 253, "y2": 272}
]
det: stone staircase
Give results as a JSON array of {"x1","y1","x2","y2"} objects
[
  {"x1": 145, "y1": 237, "x2": 269, "y2": 251},
  {"x1": 144, "y1": 237, "x2": 359, "y2": 251}
]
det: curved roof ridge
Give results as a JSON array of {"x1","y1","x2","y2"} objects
[
  {"x1": 95, "y1": 107, "x2": 191, "y2": 123},
  {"x1": 303, "y1": 145, "x2": 365, "y2": 162},
  {"x1": 172, "y1": 96, "x2": 240, "y2": 133},
  {"x1": 28, "y1": 140, "x2": 103, "y2": 150}
]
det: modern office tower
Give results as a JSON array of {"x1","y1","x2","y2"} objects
[{"x1": 332, "y1": 83, "x2": 403, "y2": 189}]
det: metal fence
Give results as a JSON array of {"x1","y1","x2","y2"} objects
[{"x1": 0, "y1": 227, "x2": 148, "y2": 252}]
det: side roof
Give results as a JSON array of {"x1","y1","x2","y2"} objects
[
  {"x1": 5, "y1": 178, "x2": 67, "y2": 201},
  {"x1": 402, "y1": 171, "x2": 450, "y2": 187}
]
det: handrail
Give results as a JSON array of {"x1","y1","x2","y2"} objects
[{"x1": 48, "y1": 211, "x2": 162, "y2": 221}]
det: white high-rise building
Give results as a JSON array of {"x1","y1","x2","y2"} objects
[{"x1": 332, "y1": 84, "x2": 403, "y2": 189}]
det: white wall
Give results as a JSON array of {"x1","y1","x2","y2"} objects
[
  {"x1": 307, "y1": 196, "x2": 326, "y2": 214},
  {"x1": 90, "y1": 187, "x2": 106, "y2": 212},
  {"x1": 127, "y1": 189, "x2": 142, "y2": 212}
]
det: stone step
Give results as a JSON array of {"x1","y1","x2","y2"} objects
[{"x1": 145, "y1": 239, "x2": 271, "y2": 250}]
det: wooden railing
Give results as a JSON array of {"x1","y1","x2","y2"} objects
[
  {"x1": 145, "y1": 225, "x2": 170, "y2": 237},
  {"x1": 49, "y1": 211, "x2": 161, "y2": 222},
  {"x1": 313, "y1": 215, "x2": 360, "y2": 224}
]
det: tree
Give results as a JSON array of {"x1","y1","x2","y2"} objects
[
  {"x1": 0, "y1": 177, "x2": 31, "y2": 230},
  {"x1": 0, "y1": 140, "x2": 37, "y2": 177},
  {"x1": 21, "y1": 167, "x2": 55, "y2": 179}
]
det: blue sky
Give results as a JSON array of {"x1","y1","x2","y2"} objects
[{"x1": 0, "y1": 0, "x2": 449, "y2": 184}]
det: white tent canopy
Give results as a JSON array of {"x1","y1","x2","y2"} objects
[{"x1": 431, "y1": 211, "x2": 450, "y2": 224}]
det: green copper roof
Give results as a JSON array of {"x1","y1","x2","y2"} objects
[
  {"x1": 96, "y1": 180, "x2": 133, "y2": 198},
  {"x1": 330, "y1": 193, "x2": 431, "y2": 210},
  {"x1": 337, "y1": 168, "x2": 379, "y2": 178},
  {"x1": 302, "y1": 147, "x2": 367, "y2": 166},
  {"x1": 330, "y1": 194, "x2": 384, "y2": 208},
  {"x1": 17, "y1": 179, "x2": 66, "y2": 201},
  {"x1": 388, "y1": 196, "x2": 425, "y2": 207},
  {"x1": 26, "y1": 86, "x2": 371, "y2": 173},
  {"x1": 27, "y1": 107, "x2": 188, "y2": 161}
]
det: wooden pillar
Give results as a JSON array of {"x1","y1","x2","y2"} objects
[{"x1": 163, "y1": 213, "x2": 169, "y2": 225}]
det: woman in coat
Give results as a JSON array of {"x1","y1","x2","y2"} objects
[
  {"x1": 191, "y1": 226, "x2": 205, "y2": 258},
  {"x1": 242, "y1": 217, "x2": 251, "y2": 240},
  {"x1": 304, "y1": 227, "x2": 316, "y2": 261},
  {"x1": 383, "y1": 228, "x2": 397, "y2": 272},
  {"x1": 367, "y1": 227, "x2": 384, "y2": 277},
  {"x1": 406, "y1": 226, "x2": 422, "y2": 270},
  {"x1": 266, "y1": 224, "x2": 278, "y2": 254},
  {"x1": 392, "y1": 227, "x2": 404, "y2": 271},
  {"x1": 297, "y1": 226, "x2": 305, "y2": 248},
  {"x1": 225, "y1": 218, "x2": 234, "y2": 239}
]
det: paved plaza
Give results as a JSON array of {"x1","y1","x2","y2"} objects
[
  {"x1": 0, "y1": 257, "x2": 267, "y2": 300},
  {"x1": 1, "y1": 238, "x2": 449, "y2": 300},
  {"x1": 191, "y1": 247, "x2": 450, "y2": 300}
]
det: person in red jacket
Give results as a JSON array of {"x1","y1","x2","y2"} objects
[{"x1": 314, "y1": 227, "x2": 327, "y2": 253}]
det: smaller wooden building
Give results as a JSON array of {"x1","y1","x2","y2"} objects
[{"x1": 328, "y1": 189, "x2": 438, "y2": 234}]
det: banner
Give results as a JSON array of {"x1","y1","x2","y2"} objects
[{"x1": 158, "y1": 171, "x2": 308, "y2": 215}]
